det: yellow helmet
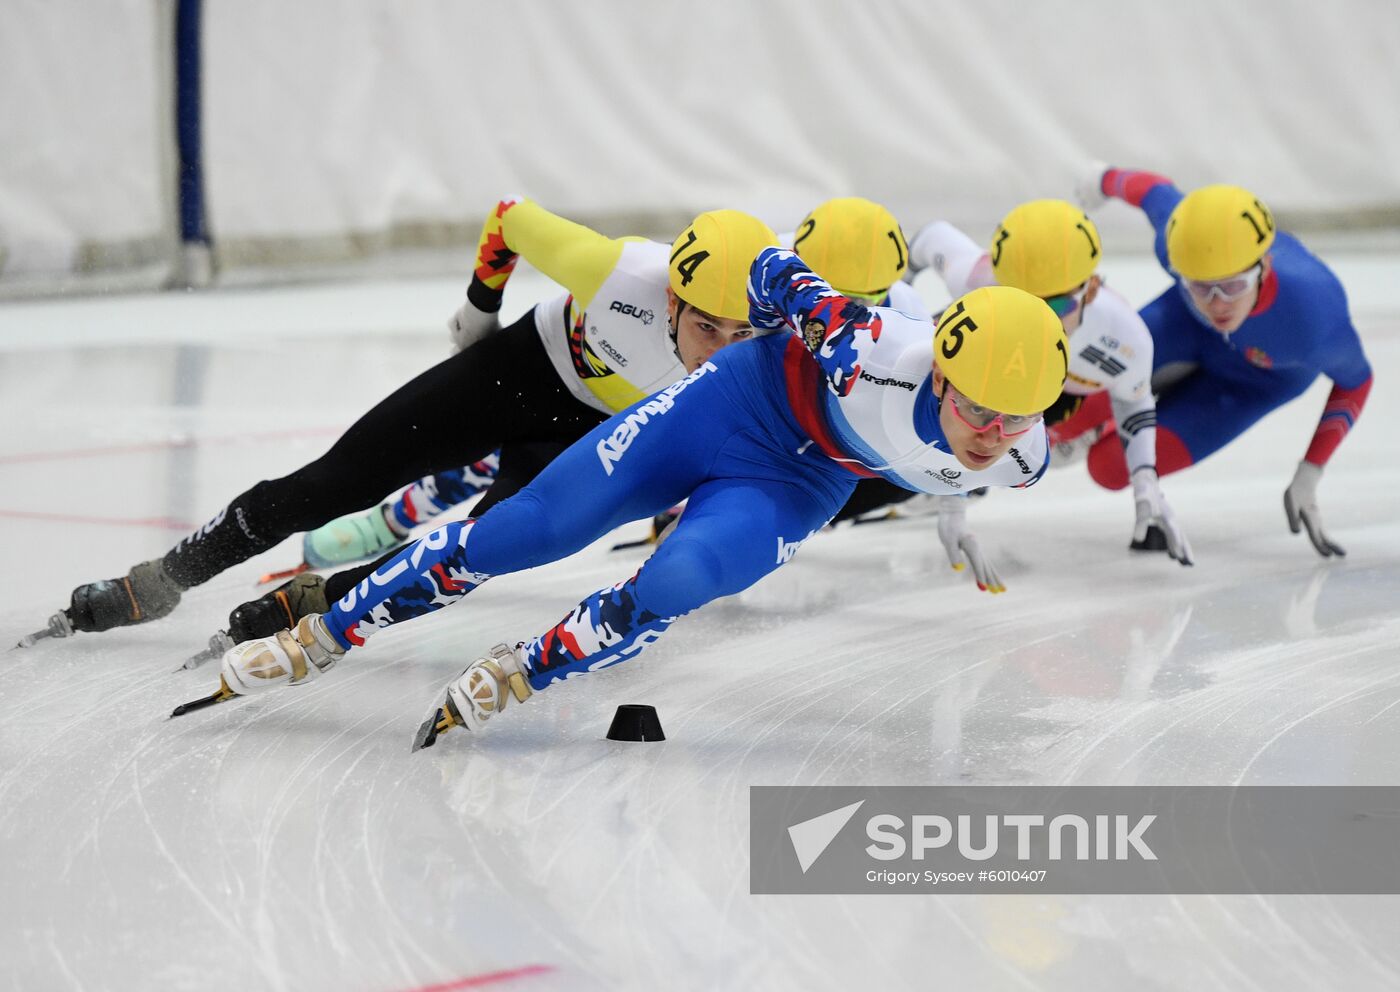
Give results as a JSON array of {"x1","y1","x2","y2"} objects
[
  {"x1": 990, "y1": 199, "x2": 1101, "y2": 298},
  {"x1": 1166, "y1": 184, "x2": 1275, "y2": 281},
  {"x1": 669, "y1": 210, "x2": 778, "y2": 320},
  {"x1": 793, "y1": 197, "x2": 909, "y2": 298},
  {"x1": 934, "y1": 285, "x2": 1068, "y2": 416}
]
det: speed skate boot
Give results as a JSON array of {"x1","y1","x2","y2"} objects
[
  {"x1": 302, "y1": 503, "x2": 407, "y2": 569},
  {"x1": 220, "y1": 614, "x2": 345, "y2": 696},
  {"x1": 227, "y1": 572, "x2": 330, "y2": 644},
  {"x1": 304, "y1": 457, "x2": 502, "y2": 568},
  {"x1": 651, "y1": 505, "x2": 683, "y2": 544},
  {"x1": 413, "y1": 643, "x2": 533, "y2": 751},
  {"x1": 66, "y1": 558, "x2": 185, "y2": 633}
]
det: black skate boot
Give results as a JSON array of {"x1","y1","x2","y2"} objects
[
  {"x1": 650, "y1": 506, "x2": 682, "y2": 543},
  {"x1": 66, "y1": 559, "x2": 186, "y2": 633},
  {"x1": 610, "y1": 505, "x2": 685, "y2": 552},
  {"x1": 227, "y1": 572, "x2": 329, "y2": 644}
]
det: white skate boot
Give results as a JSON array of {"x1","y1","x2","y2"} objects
[
  {"x1": 412, "y1": 643, "x2": 533, "y2": 750},
  {"x1": 220, "y1": 614, "x2": 346, "y2": 695},
  {"x1": 170, "y1": 613, "x2": 348, "y2": 719}
]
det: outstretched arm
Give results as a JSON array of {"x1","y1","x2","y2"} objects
[
  {"x1": 1080, "y1": 166, "x2": 1183, "y2": 272},
  {"x1": 451, "y1": 197, "x2": 626, "y2": 350},
  {"x1": 747, "y1": 247, "x2": 881, "y2": 396}
]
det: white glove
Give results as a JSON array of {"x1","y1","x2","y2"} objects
[
  {"x1": 1073, "y1": 160, "x2": 1111, "y2": 211},
  {"x1": 934, "y1": 495, "x2": 1005, "y2": 594},
  {"x1": 1130, "y1": 467, "x2": 1193, "y2": 566},
  {"x1": 447, "y1": 297, "x2": 501, "y2": 354},
  {"x1": 1284, "y1": 460, "x2": 1345, "y2": 557}
]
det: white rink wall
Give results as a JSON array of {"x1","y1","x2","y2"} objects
[{"x1": 4, "y1": 0, "x2": 1400, "y2": 289}]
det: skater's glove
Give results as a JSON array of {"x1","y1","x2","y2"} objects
[
  {"x1": 935, "y1": 495, "x2": 1005, "y2": 594},
  {"x1": 1130, "y1": 467, "x2": 1193, "y2": 566},
  {"x1": 1073, "y1": 160, "x2": 1111, "y2": 211},
  {"x1": 448, "y1": 284, "x2": 502, "y2": 354},
  {"x1": 1284, "y1": 460, "x2": 1345, "y2": 557}
]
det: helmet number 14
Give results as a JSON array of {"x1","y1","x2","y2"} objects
[{"x1": 669, "y1": 229, "x2": 710, "y2": 287}]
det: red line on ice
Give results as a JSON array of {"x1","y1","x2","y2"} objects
[
  {"x1": 0, "y1": 426, "x2": 345, "y2": 466},
  {"x1": 0, "y1": 509, "x2": 198, "y2": 530},
  {"x1": 393, "y1": 964, "x2": 556, "y2": 992}
]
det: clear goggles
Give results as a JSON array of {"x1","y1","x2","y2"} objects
[
  {"x1": 1183, "y1": 263, "x2": 1262, "y2": 303},
  {"x1": 943, "y1": 382, "x2": 1042, "y2": 439}
]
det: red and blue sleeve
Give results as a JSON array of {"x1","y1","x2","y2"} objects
[
  {"x1": 748, "y1": 247, "x2": 880, "y2": 397},
  {"x1": 1305, "y1": 375, "x2": 1372, "y2": 466},
  {"x1": 1101, "y1": 168, "x2": 1182, "y2": 272},
  {"x1": 1305, "y1": 314, "x2": 1373, "y2": 466}
]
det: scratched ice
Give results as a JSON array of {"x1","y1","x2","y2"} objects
[{"x1": 2, "y1": 256, "x2": 1399, "y2": 991}]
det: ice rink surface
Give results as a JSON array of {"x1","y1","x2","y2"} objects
[{"x1": 2, "y1": 253, "x2": 1399, "y2": 991}]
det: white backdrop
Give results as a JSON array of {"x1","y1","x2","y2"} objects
[
  {"x1": 4, "y1": 0, "x2": 1399, "y2": 290},
  {"x1": 0, "y1": 0, "x2": 175, "y2": 289}
]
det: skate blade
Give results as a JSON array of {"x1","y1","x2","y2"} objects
[
  {"x1": 14, "y1": 611, "x2": 74, "y2": 649},
  {"x1": 176, "y1": 630, "x2": 234, "y2": 672},
  {"x1": 412, "y1": 699, "x2": 463, "y2": 753},
  {"x1": 170, "y1": 676, "x2": 237, "y2": 718},
  {"x1": 412, "y1": 710, "x2": 444, "y2": 752},
  {"x1": 609, "y1": 536, "x2": 654, "y2": 552},
  {"x1": 256, "y1": 562, "x2": 309, "y2": 587}
]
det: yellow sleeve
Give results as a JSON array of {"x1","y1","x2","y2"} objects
[{"x1": 472, "y1": 198, "x2": 629, "y2": 311}]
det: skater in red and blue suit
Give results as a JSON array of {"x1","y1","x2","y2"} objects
[{"x1": 1062, "y1": 166, "x2": 1373, "y2": 556}]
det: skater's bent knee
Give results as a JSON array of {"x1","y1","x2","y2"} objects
[
  {"x1": 468, "y1": 490, "x2": 573, "y2": 570},
  {"x1": 635, "y1": 537, "x2": 729, "y2": 618},
  {"x1": 1087, "y1": 440, "x2": 1130, "y2": 491}
]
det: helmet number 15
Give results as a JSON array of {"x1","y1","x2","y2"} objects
[{"x1": 939, "y1": 299, "x2": 978, "y2": 359}]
